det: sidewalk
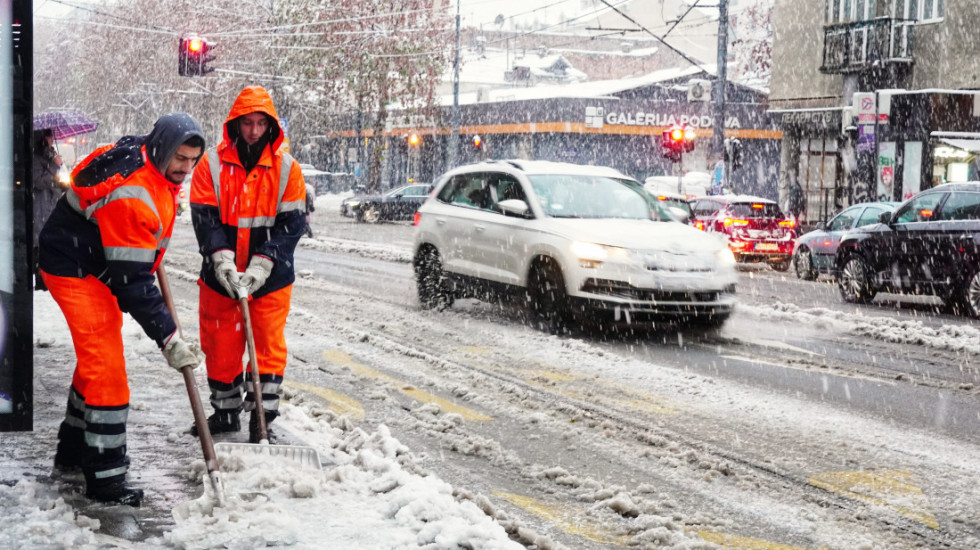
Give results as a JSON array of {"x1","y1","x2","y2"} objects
[{"x1": 0, "y1": 291, "x2": 522, "y2": 549}]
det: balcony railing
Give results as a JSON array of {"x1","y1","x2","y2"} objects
[{"x1": 820, "y1": 18, "x2": 915, "y2": 74}]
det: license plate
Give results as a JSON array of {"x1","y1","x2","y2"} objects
[{"x1": 754, "y1": 242, "x2": 779, "y2": 251}]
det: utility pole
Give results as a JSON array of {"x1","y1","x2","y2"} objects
[
  {"x1": 447, "y1": 0, "x2": 461, "y2": 171},
  {"x1": 713, "y1": 0, "x2": 728, "y2": 179}
]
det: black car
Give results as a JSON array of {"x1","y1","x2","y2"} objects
[
  {"x1": 835, "y1": 183, "x2": 980, "y2": 317},
  {"x1": 348, "y1": 183, "x2": 433, "y2": 223}
]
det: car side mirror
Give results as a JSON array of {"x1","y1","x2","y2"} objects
[
  {"x1": 499, "y1": 199, "x2": 531, "y2": 218},
  {"x1": 667, "y1": 206, "x2": 690, "y2": 224},
  {"x1": 878, "y1": 211, "x2": 892, "y2": 224}
]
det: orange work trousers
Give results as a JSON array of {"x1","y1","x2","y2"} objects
[
  {"x1": 42, "y1": 271, "x2": 129, "y2": 407},
  {"x1": 198, "y1": 281, "x2": 291, "y2": 384}
]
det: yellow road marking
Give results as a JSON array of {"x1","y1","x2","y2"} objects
[
  {"x1": 526, "y1": 369, "x2": 577, "y2": 382},
  {"x1": 697, "y1": 530, "x2": 813, "y2": 549},
  {"x1": 493, "y1": 491, "x2": 631, "y2": 546},
  {"x1": 809, "y1": 470, "x2": 940, "y2": 529},
  {"x1": 323, "y1": 349, "x2": 492, "y2": 421},
  {"x1": 284, "y1": 380, "x2": 365, "y2": 421}
]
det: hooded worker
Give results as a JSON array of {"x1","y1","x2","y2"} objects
[
  {"x1": 189, "y1": 86, "x2": 306, "y2": 443},
  {"x1": 38, "y1": 112, "x2": 206, "y2": 507}
]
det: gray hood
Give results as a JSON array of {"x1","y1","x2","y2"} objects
[{"x1": 144, "y1": 112, "x2": 205, "y2": 173}]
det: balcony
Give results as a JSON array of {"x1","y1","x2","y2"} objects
[{"x1": 820, "y1": 18, "x2": 915, "y2": 74}]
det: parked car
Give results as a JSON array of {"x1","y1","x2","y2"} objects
[
  {"x1": 347, "y1": 183, "x2": 433, "y2": 223},
  {"x1": 340, "y1": 185, "x2": 367, "y2": 217},
  {"x1": 301, "y1": 163, "x2": 355, "y2": 195},
  {"x1": 690, "y1": 195, "x2": 797, "y2": 271},
  {"x1": 793, "y1": 201, "x2": 899, "y2": 280},
  {"x1": 835, "y1": 183, "x2": 980, "y2": 317},
  {"x1": 412, "y1": 160, "x2": 738, "y2": 331}
]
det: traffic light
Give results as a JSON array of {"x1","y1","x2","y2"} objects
[
  {"x1": 178, "y1": 36, "x2": 215, "y2": 77},
  {"x1": 661, "y1": 125, "x2": 696, "y2": 162},
  {"x1": 407, "y1": 133, "x2": 422, "y2": 147},
  {"x1": 471, "y1": 134, "x2": 482, "y2": 149}
]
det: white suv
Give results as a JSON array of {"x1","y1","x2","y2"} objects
[{"x1": 412, "y1": 160, "x2": 738, "y2": 330}]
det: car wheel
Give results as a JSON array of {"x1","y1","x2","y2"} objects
[
  {"x1": 947, "y1": 269, "x2": 980, "y2": 318},
  {"x1": 360, "y1": 205, "x2": 380, "y2": 224},
  {"x1": 770, "y1": 259, "x2": 791, "y2": 272},
  {"x1": 794, "y1": 247, "x2": 818, "y2": 280},
  {"x1": 838, "y1": 255, "x2": 877, "y2": 304},
  {"x1": 415, "y1": 247, "x2": 454, "y2": 311},
  {"x1": 528, "y1": 259, "x2": 571, "y2": 334}
]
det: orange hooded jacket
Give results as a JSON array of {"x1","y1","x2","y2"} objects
[{"x1": 190, "y1": 86, "x2": 306, "y2": 299}]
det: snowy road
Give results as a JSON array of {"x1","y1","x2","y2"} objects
[{"x1": 155, "y1": 201, "x2": 980, "y2": 549}]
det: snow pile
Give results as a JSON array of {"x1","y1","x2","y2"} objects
[
  {"x1": 739, "y1": 302, "x2": 980, "y2": 355},
  {"x1": 0, "y1": 480, "x2": 101, "y2": 549},
  {"x1": 165, "y1": 406, "x2": 522, "y2": 550},
  {"x1": 299, "y1": 236, "x2": 413, "y2": 264}
]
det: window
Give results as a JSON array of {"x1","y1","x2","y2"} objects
[
  {"x1": 826, "y1": 0, "x2": 876, "y2": 22},
  {"x1": 894, "y1": 192, "x2": 944, "y2": 223},
  {"x1": 856, "y1": 206, "x2": 887, "y2": 227},
  {"x1": 488, "y1": 176, "x2": 527, "y2": 213},
  {"x1": 437, "y1": 174, "x2": 491, "y2": 209},
  {"x1": 828, "y1": 207, "x2": 860, "y2": 231},
  {"x1": 937, "y1": 192, "x2": 980, "y2": 221},
  {"x1": 693, "y1": 199, "x2": 721, "y2": 217},
  {"x1": 899, "y1": 0, "x2": 943, "y2": 21},
  {"x1": 728, "y1": 203, "x2": 785, "y2": 219}
]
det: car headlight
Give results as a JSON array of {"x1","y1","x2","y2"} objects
[
  {"x1": 717, "y1": 248, "x2": 736, "y2": 266},
  {"x1": 570, "y1": 241, "x2": 631, "y2": 264},
  {"x1": 347, "y1": 200, "x2": 360, "y2": 207}
]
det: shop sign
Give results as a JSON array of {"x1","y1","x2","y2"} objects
[
  {"x1": 590, "y1": 107, "x2": 744, "y2": 129},
  {"x1": 779, "y1": 110, "x2": 840, "y2": 129},
  {"x1": 857, "y1": 123, "x2": 875, "y2": 152},
  {"x1": 854, "y1": 92, "x2": 876, "y2": 124},
  {"x1": 878, "y1": 142, "x2": 896, "y2": 201}
]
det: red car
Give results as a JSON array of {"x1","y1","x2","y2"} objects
[{"x1": 689, "y1": 195, "x2": 797, "y2": 271}]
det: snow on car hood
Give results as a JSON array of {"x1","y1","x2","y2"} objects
[{"x1": 545, "y1": 218, "x2": 724, "y2": 254}]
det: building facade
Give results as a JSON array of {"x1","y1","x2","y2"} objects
[
  {"x1": 770, "y1": 0, "x2": 980, "y2": 226},
  {"x1": 319, "y1": 71, "x2": 782, "y2": 200}
]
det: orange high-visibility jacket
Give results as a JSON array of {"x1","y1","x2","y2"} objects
[
  {"x1": 39, "y1": 137, "x2": 182, "y2": 347},
  {"x1": 190, "y1": 86, "x2": 306, "y2": 299}
]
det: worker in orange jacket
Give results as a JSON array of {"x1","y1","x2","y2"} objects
[
  {"x1": 190, "y1": 86, "x2": 306, "y2": 443},
  {"x1": 39, "y1": 113, "x2": 206, "y2": 506}
]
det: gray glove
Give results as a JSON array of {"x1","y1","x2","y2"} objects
[
  {"x1": 162, "y1": 334, "x2": 202, "y2": 371},
  {"x1": 238, "y1": 256, "x2": 273, "y2": 296},
  {"x1": 211, "y1": 250, "x2": 240, "y2": 297}
]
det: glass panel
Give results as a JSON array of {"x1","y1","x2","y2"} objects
[
  {"x1": 856, "y1": 0, "x2": 867, "y2": 20},
  {"x1": 937, "y1": 0, "x2": 944, "y2": 18},
  {"x1": 844, "y1": 0, "x2": 853, "y2": 20},
  {"x1": 923, "y1": 0, "x2": 933, "y2": 19},
  {"x1": 937, "y1": 192, "x2": 980, "y2": 220},
  {"x1": 902, "y1": 142, "x2": 922, "y2": 199},
  {"x1": 905, "y1": 0, "x2": 919, "y2": 20},
  {"x1": 857, "y1": 207, "x2": 886, "y2": 226},
  {"x1": 828, "y1": 208, "x2": 859, "y2": 231},
  {"x1": 894, "y1": 192, "x2": 943, "y2": 223}
]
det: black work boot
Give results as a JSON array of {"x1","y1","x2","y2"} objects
[
  {"x1": 86, "y1": 479, "x2": 144, "y2": 507},
  {"x1": 190, "y1": 410, "x2": 241, "y2": 436},
  {"x1": 248, "y1": 410, "x2": 279, "y2": 444}
]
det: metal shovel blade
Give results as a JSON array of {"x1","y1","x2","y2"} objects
[{"x1": 214, "y1": 441, "x2": 322, "y2": 470}]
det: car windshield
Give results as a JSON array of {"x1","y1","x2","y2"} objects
[
  {"x1": 384, "y1": 185, "x2": 410, "y2": 197},
  {"x1": 528, "y1": 174, "x2": 670, "y2": 220},
  {"x1": 728, "y1": 202, "x2": 784, "y2": 218}
]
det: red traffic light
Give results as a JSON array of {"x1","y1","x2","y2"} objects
[
  {"x1": 178, "y1": 36, "x2": 216, "y2": 77},
  {"x1": 186, "y1": 39, "x2": 203, "y2": 52},
  {"x1": 472, "y1": 134, "x2": 482, "y2": 148},
  {"x1": 669, "y1": 127, "x2": 684, "y2": 142}
]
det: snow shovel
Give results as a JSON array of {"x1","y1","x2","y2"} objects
[
  {"x1": 157, "y1": 264, "x2": 228, "y2": 510},
  {"x1": 212, "y1": 284, "x2": 321, "y2": 469}
]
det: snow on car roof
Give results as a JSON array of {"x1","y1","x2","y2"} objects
[{"x1": 489, "y1": 159, "x2": 632, "y2": 179}]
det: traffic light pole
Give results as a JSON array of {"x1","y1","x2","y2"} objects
[
  {"x1": 447, "y1": 0, "x2": 461, "y2": 172},
  {"x1": 713, "y1": 0, "x2": 728, "y2": 179}
]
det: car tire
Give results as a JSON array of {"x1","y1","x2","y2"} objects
[
  {"x1": 946, "y1": 269, "x2": 980, "y2": 319},
  {"x1": 838, "y1": 255, "x2": 877, "y2": 304},
  {"x1": 415, "y1": 247, "x2": 454, "y2": 311},
  {"x1": 793, "y1": 247, "x2": 818, "y2": 280},
  {"x1": 356, "y1": 204, "x2": 380, "y2": 224},
  {"x1": 528, "y1": 259, "x2": 571, "y2": 334},
  {"x1": 770, "y1": 259, "x2": 791, "y2": 272}
]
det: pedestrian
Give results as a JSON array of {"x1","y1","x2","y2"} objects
[
  {"x1": 189, "y1": 86, "x2": 307, "y2": 444},
  {"x1": 788, "y1": 182, "x2": 805, "y2": 221},
  {"x1": 304, "y1": 182, "x2": 316, "y2": 238},
  {"x1": 38, "y1": 113, "x2": 206, "y2": 506},
  {"x1": 32, "y1": 129, "x2": 63, "y2": 291}
]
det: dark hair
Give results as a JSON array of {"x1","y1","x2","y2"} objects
[{"x1": 183, "y1": 135, "x2": 205, "y2": 150}]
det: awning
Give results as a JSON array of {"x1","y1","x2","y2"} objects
[{"x1": 937, "y1": 138, "x2": 980, "y2": 152}]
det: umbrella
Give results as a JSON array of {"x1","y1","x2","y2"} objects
[{"x1": 33, "y1": 109, "x2": 99, "y2": 140}]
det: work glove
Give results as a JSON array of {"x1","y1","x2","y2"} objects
[
  {"x1": 211, "y1": 249, "x2": 240, "y2": 297},
  {"x1": 238, "y1": 256, "x2": 274, "y2": 296},
  {"x1": 162, "y1": 334, "x2": 202, "y2": 371}
]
